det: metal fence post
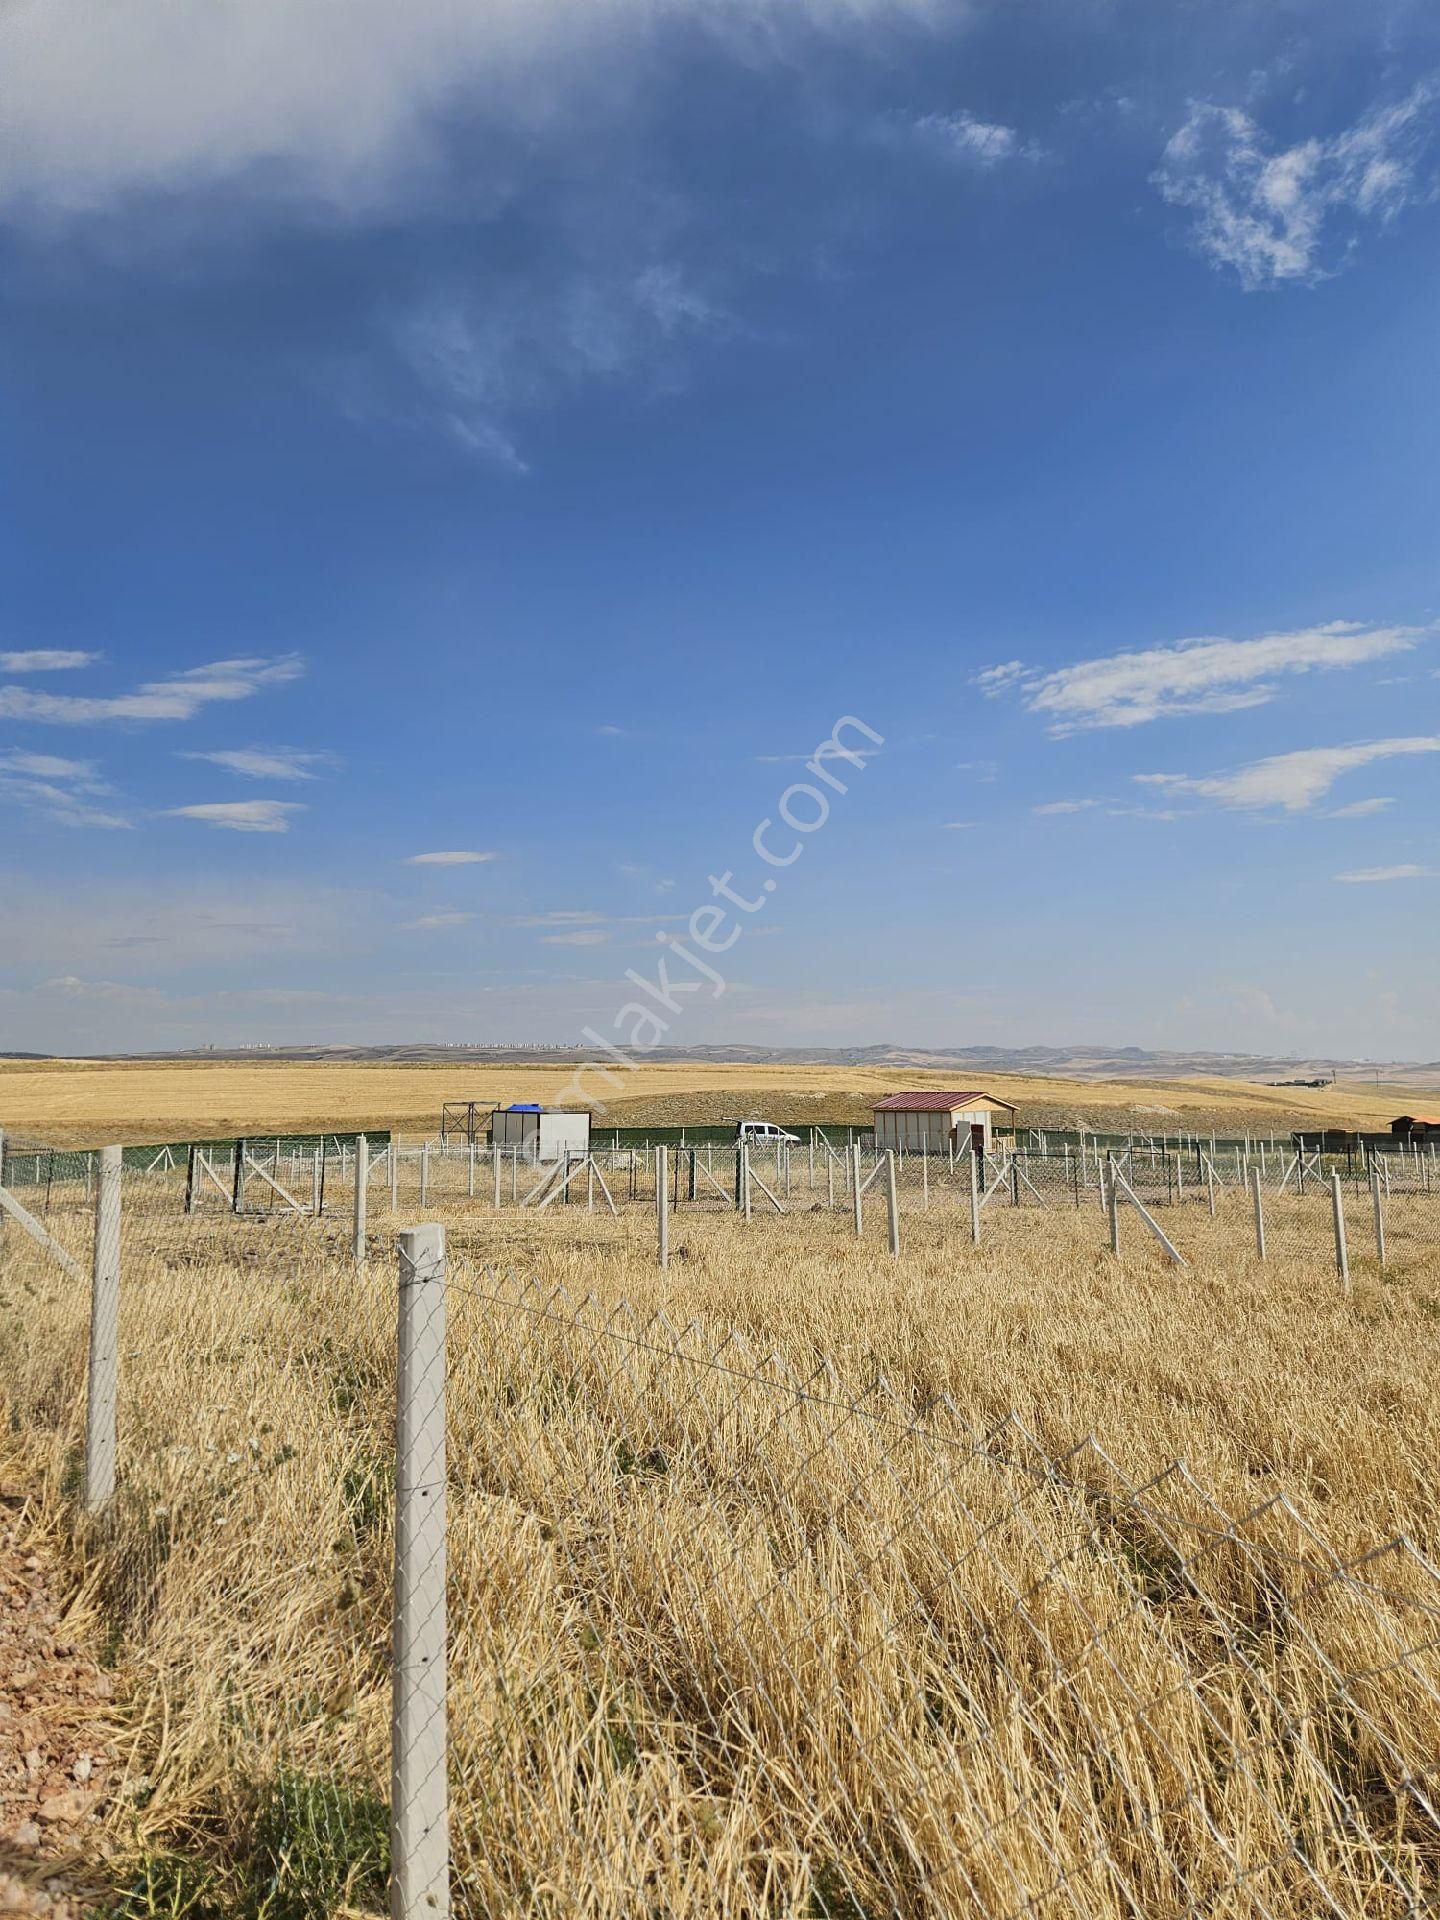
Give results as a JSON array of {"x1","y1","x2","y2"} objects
[
  {"x1": 392, "y1": 1226, "x2": 449, "y2": 1920},
  {"x1": 1251, "y1": 1165, "x2": 1266, "y2": 1261},
  {"x1": 885, "y1": 1150, "x2": 900, "y2": 1256},
  {"x1": 353, "y1": 1134, "x2": 368, "y2": 1270},
  {"x1": 85, "y1": 1146, "x2": 122, "y2": 1515},
  {"x1": 969, "y1": 1148, "x2": 981, "y2": 1246},
  {"x1": 1331, "y1": 1171, "x2": 1350, "y2": 1291},
  {"x1": 657, "y1": 1146, "x2": 670, "y2": 1268}
]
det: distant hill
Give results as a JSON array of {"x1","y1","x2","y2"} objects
[{"x1": 86, "y1": 1038, "x2": 1440, "y2": 1088}]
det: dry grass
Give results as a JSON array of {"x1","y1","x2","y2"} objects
[
  {"x1": 1, "y1": 1056, "x2": 1430, "y2": 1146},
  {"x1": 2, "y1": 1174, "x2": 1438, "y2": 1916}
]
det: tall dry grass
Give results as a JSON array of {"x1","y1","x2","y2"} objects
[{"x1": 2, "y1": 1175, "x2": 1438, "y2": 1916}]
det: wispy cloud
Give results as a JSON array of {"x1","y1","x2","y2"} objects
[
  {"x1": 1032, "y1": 798, "x2": 1099, "y2": 815},
  {"x1": 180, "y1": 746, "x2": 331, "y2": 781},
  {"x1": 541, "y1": 928, "x2": 610, "y2": 946},
  {"x1": 0, "y1": 649, "x2": 100, "y2": 672},
  {"x1": 390, "y1": 262, "x2": 724, "y2": 469},
  {"x1": 1326, "y1": 796, "x2": 1395, "y2": 819},
  {"x1": 910, "y1": 109, "x2": 1039, "y2": 168},
  {"x1": 1136, "y1": 737, "x2": 1440, "y2": 812},
  {"x1": 978, "y1": 621, "x2": 1428, "y2": 733},
  {"x1": 1155, "y1": 83, "x2": 1438, "y2": 289},
  {"x1": 941, "y1": 819, "x2": 975, "y2": 830},
  {"x1": 0, "y1": 655, "x2": 303, "y2": 725},
  {"x1": 506, "y1": 911, "x2": 606, "y2": 928},
  {"x1": 400, "y1": 911, "x2": 476, "y2": 930},
  {"x1": 163, "y1": 800, "x2": 306, "y2": 834},
  {"x1": 0, "y1": 748, "x2": 131, "y2": 828},
  {"x1": 403, "y1": 849, "x2": 498, "y2": 866},
  {"x1": 1334, "y1": 864, "x2": 1435, "y2": 883}
]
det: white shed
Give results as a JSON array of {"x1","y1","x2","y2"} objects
[
  {"x1": 490, "y1": 1105, "x2": 592, "y2": 1165},
  {"x1": 872, "y1": 1091, "x2": 1016, "y2": 1155}
]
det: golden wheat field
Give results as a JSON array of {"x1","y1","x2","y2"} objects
[
  {"x1": 3, "y1": 1128, "x2": 1439, "y2": 1918},
  {"x1": 0, "y1": 1054, "x2": 1425, "y2": 1146}
]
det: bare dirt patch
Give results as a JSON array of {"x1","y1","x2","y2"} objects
[{"x1": 0, "y1": 1486, "x2": 118, "y2": 1920}]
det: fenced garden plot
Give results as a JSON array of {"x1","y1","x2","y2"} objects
[{"x1": 3, "y1": 1148, "x2": 1439, "y2": 1920}]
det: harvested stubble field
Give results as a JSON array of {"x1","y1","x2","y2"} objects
[
  {"x1": 3, "y1": 1163, "x2": 1439, "y2": 1918},
  {"x1": 0, "y1": 1055, "x2": 1426, "y2": 1145}
]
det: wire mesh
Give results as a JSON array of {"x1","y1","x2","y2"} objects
[{"x1": 2, "y1": 1136, "x2": 1438, "y2": 1918}]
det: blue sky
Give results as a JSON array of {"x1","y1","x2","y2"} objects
[{"x1": 1, "y1": 0, "x2": 1437, "y2": 1058}]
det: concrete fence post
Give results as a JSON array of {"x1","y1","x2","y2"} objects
[
  {"x1": 851, "y1": 1142, "x2": 863, "y2": 1239},
  {"x1": 353, "y1": 1135, "x2": 368, "y2": 1270},
  {"x1": 392, "y1": 1225, "x2": 449, "y2": 1920},
  {"x1": 1331, "y1": 1171, "x2": 1350, "y2": 1292},
  {"x1": 1251, "y1": 1166, "x2": 1266, "y2": 1262},
  {"x1": 1106, "y1": 1154, "x2": 1120, "y2": 1255},
  {"x1": 656, "y1": 1146, "x2": 670, "y2": 1268},
  {"x1": 419, "y1": 1142, "x2": 430, "y2": 1207},
  {"x1": 1371, "y1": 1163, "x2": 1386, "y2": 1269},
  {"x1": 492, "y1": 1147, "x2": 502, "y2": 1211},
  {"x1": 740, "y1": 1142, "x2": 752, "y2": 1224},
  {"x1": 85, "y1": 1146, "x2": 122, "y2": 1515},
  {"x1": 467, "y1": 1141, "x2": 476, "y2": 1201},
  {"x1": 885, "y1": 1150, "x2": 900, "y2": 1257}
]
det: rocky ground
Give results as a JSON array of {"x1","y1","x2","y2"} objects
[{"x1": 0, "y1": 1486, "x2": 118, "y2": 1920}]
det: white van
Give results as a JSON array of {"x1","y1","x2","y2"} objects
[{"x1": 736, "y1": 1121, "x2": 800, "y2": 1145}]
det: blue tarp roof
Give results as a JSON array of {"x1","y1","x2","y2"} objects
[{"x1": 506, "y1": 1103, "x2": 542, "y2": 1111}]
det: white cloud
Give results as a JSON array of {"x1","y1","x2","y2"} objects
[
  {"x1": 1136, "y1": 737, "x2": 1440, "y2": 813},
  {"x1": 180, "y1": 746, "x2": 330, "y2": 780},
  {"x1": 0, "y1": 749, "x2": 98, "y2": 780},
  {"x1": 403, "y1": 849, "x2": 498, "y2": 866},
  {"x1": 0, "y1": 655, "x2": 303, "y2": 725},
  {"x1": 163, "y1": 799, "x2": 305, "y2": 833},
  {"x1": 1334, "y1": 864, "x2": 1435, "y2": 883},
  {"x1": 0, "y1": 0, "x2": 937, "y2": 218},
  {"x1": 940, "y1": 819, "x2": 975, "y2": 829},
  {"x1": 1032, "y1": 798, "x2": 1099, "y2": 815},
  {"x1": 541, "y1": 928, "x2": 610, "y2": 945},
  {"x1": 979, "y1": 621, "x2": 1428, "y2": 733},
  {"x1": 400, "y1": 911, "x2": 476, "y2": 930},
  {"x1": 1155, "y1": 84, "x2": 1438, "y2": 290},
  {"x1": 1326, "y1": 796, "x2": 1395, "y2": 819},
  {"x1": 0, "y1": 748, "x2": 131, "y2": 828},
  {"x1": 911, "y1": 109, "x2": 1038, "y2": 168},
  {"x1": 0, "y1": 650, "x2": 100, "y2": 672}
]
